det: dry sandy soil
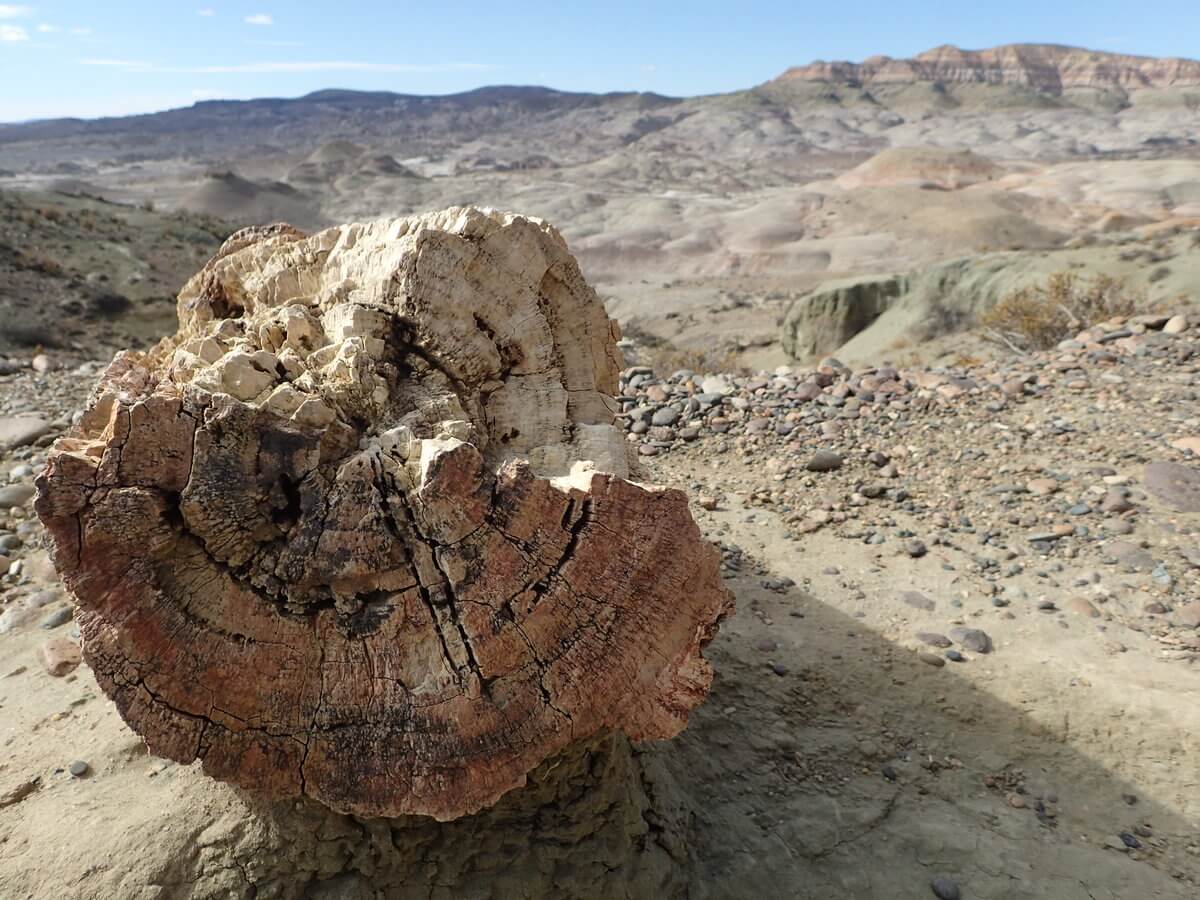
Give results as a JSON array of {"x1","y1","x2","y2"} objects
[{"x1": 2, "y1": 312, "x2": 1200, "y2": 898}]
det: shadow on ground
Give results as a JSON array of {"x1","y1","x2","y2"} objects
[{"x1": 644, "y1": 572, "x2": 1195, "y2": 899}]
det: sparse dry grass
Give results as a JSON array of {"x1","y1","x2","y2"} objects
[
  {"x1": 620, "y1": 321, "x2": 748, "y2": 375},
  {"x1": 645, "y1": 344, "x2": 747, "y2": 376},
  {"x1": 981, "y1": 272, "x2": 1143, "y2": 352}
]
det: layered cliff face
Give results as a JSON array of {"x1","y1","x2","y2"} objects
[{"x1": 775, "y1": 43, "x2": 1200, "y2": 94}]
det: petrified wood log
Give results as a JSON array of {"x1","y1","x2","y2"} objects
[{"x1": 36, "y1": 208, "x2": 733, "y2": 822}]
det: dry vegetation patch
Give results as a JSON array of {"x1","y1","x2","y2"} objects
[{"x1": 981, "y1": 272, "x2": 1144, "y2": 351}]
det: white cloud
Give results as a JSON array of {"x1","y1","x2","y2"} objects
[
  {"x1": 0, "y1": 5, "x2": 32, "y2": 19},
  {"x1": 0, "y1": 24, "x2": 28, "y2": 41},
  {"x1": 36, "y1": 23, "x2": 59, "y2": 33},
  {"x1": 197, "y1": 8, "x2": 215, "y2": 15},
  {"x1": 80, "y1": 58, "x2": 147, "y2": 68},
  {"x1": 70, "y1": 26, "x2": 91, "y2": 35},
  {"x1": 80, "y1": 58, "x2": 494, "y2": 74},
  {"x1": 244, "y1": 13, "x2": 272, "y2": 26}
]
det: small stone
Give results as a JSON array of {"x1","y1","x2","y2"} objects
[
  {"x1": 1026, "y1": 478, "x2": 1059, "y2": 496},
  {"x1": 805, "y1": 450, "x2": 843, "y2": 472},
  {"x1": 948, "y1": 627, "x2": 993, "y2": 654},
  {"x1": 1163, "y1": 314, "x2": 1189, "y2": 334},
  {"x1": 916, "y1": 632, "x2": 952, "y2": 648},
  {"x1": 1119, "y1": 832, "x2": 1142, "y2": 849},
  {"x1": 918, "y1": 652, "x2": 946, "y2": 668},
  {"x1": 944, "y1": 650, "x2": 965, "y2": 662},
  {"x1": 769, "y1": 662, "x2": 789, "y2": 677},
  {"x1": 697, "y1": 495, "x2": 718, "y2": 511},
  {"x1": 881, "y1": 765, "x2": 898, "y2": 782},
  {"x1": 0, "y1": 484, "x2": 36, "y2": 510},
  {"x1": 1065, "y1": 597, "x2": 1100, "y2": 618},
  {"x1": 930, "y1": 876, "x2": 961, "y2": 900},
  {"x1": 40, "y1": 606, "x2": 75, "y2": 629},
  {"x1": 1174, "y1": 601, "x2": 1200, "y2": 628},
  {"x1": 650, "y1": 407, "x2": 680, "y2": 427},
  {"x1": 1100, "y1": 489, "x2": 1133, "y2": 514},
  {"x1": 905, "y1": 540, "x2": 928, "y2": 558},
  {"x1": 68, "y1": 760, "x2": 90, "y2": 778},
  {"x1": 1007, "y1": 792, "x2": 1026, "y2": 809},
  {"x1": 1028, "y1": 531, "x2": 1066, "y2": 543},
  {"x1": 1107, "y1": 541, "x2": 1156, "y2": 571},
  {"x1": 902, "y1": 592, "x2": 936, "y2": 612},
  {"x1": 0, "y1": 416, "x2": 52, "y2": 450},
  {"x1": 39, "y1": 638, "x2": 81, "y2": 677},
  {"x1": 1170, "y1": 436, "x2": 1200, "y2": 455},
  {"x1": 1144, "y1": 461, "x2": 1200, "y2": 513}
]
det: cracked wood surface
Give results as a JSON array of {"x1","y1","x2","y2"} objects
[{"x1": 35, "y1": 207, "x2": 733, "y2": 821}]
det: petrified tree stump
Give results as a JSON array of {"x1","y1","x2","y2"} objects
[{"x1": 36, "y1": 208, "x2": 732, "y2": 826}]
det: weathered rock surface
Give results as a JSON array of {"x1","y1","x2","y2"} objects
[
  {"x1": 779, "y1": 238, "x2": 1200, "y2": 362},
  {"x1": 1144, "y1": 461, "x2": 1200, "y2": 512},
  {"x1": 775, "y1": 43, "x2": 1200, "y2": 94},
  {"x1": 780, "y1": 273, "x2": 905, "y2": 360},
  {"x1": 35, "y1": 208, "x2": 733, "y2": 821}
]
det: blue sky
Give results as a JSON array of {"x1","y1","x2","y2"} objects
[{"x1": 1, "y1": 1, "x2": 1199, "y2": 122}]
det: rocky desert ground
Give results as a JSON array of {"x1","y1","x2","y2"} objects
[{"x1": 1, "y1": 41, "x2": 1200, "y2": 899}]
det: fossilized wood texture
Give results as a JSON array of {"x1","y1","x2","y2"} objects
[{"x1": 35, "y1": 207, "x2": 733, "y2": 821}]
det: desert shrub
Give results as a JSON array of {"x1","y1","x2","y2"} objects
[
  {"x1": 16, "y1": 251, "x2": 64, "y2": 276},
  {"x1": 981, "y1": 272, "x2": 1142, "y2": 352},
  {"x1": 88, "y1": 292, "x2": 131, "y2": 317},
  {"x1": 0, "y1": 320, "x2": 60, "y2": 348},
  {"x1": 619, "y1": 321, "x2": 747, "y2": 376},
  {"x1": 644, "y1": 344, "x2": 747, "y2": 376}
]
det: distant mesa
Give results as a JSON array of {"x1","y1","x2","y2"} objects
[
  {"x1": 773, "y1": 43, "x2": 1200, "y2": 94},
  {"x1": 836, "y1": 147, "x2": 1004, "y2": 191}
]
